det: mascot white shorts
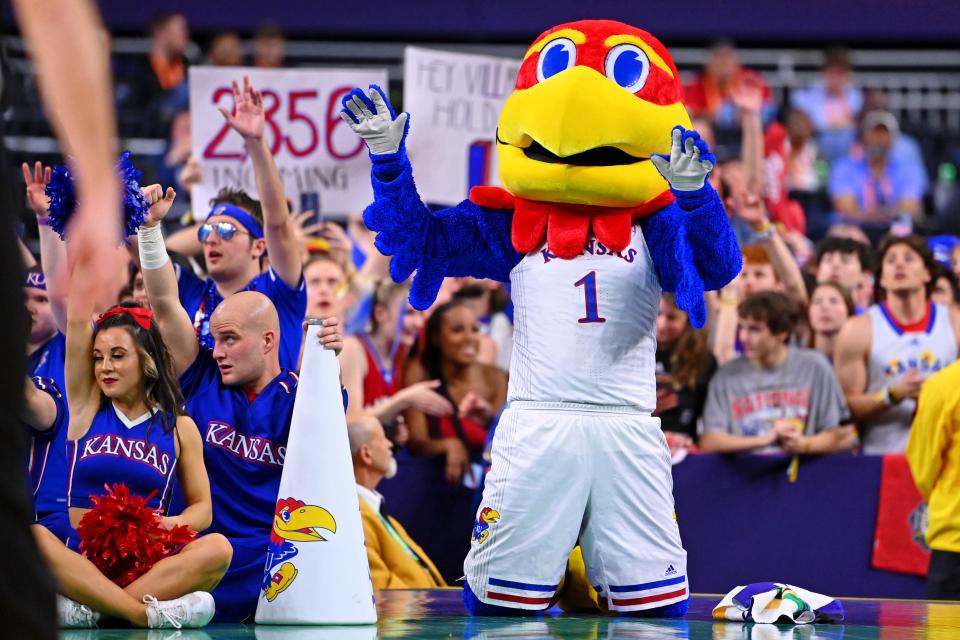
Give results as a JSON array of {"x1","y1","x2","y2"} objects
[{"x1": 464, "y1": 401, "x2": 688, "y2": 612}]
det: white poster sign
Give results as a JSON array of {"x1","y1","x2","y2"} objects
[
  {"x1": 403, "y1": 47, "x2": 521, "y2": 205},
  {"x1": 190, "y1": 66, "x2": 387, "y2": 216}
]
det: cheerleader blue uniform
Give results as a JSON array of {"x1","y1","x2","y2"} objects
[
  {"x1": 28, "y1": 332, "x2": 66, "y2": 392},
  {"x1": 27, "y1": 377, "x2": 70, "y2": 541},
  {"x1": 66, "y1": 403, "x2": 178, "y2": 551}
]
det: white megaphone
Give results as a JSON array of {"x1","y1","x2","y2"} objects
[{"x1": 255, "y1": 321, "x2": 377, "y2": 624}]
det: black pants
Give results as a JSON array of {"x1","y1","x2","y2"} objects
[
  {"x1": 928, "y1": 550, "x2": 960, "y2": 600},
  {"x1": 0, "y1": 57, "x2": 56, "y2": 638}
]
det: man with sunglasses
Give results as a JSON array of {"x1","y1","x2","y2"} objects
[{"x1": 172, "y1": 76, "x2": 306, "y2": 369}]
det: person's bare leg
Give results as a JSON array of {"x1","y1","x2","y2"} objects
[
  {"x1": 123, "y1": 534, "x2": 233, "y2": 602},
  {"x1": 32, "y1": 525, "x2": 148, "y2": 626}
]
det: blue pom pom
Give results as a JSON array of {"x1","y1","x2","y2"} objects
[
  {"x1": 43, "y1": 151, "x2": 148, "y2": 243},
  {"x1": 45, "y1": 164, "x2": 77, "y2": 241},
  {"x1": 117, "y1": 151, "x2": 149, "y2": 239}
]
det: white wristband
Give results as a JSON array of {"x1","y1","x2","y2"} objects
[{"x1": 137, "y1": 224, "x2": 169, "y2": 270}]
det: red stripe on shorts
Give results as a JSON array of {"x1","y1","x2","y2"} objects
[
  {"x1": 611, "y1": 587, "x2": 687, "y2": 607},
  {"x1": 488, "y1": 591, "x2": 552, "y2": 605}
]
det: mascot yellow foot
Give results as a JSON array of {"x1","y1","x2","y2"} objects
[{"x1": 265, "y1": 562, "x2": 298, "y2": 602}]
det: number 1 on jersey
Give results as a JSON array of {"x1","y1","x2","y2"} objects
[{"x1": 574, "y1": 271, "x2": 606, "y2": 324}]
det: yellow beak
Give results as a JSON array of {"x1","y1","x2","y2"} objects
[
  {"x1": 274, "y1": 505, "x2": 337, "y2": 542},
  {"x1": 496, "y1": 65, "x2": 691, "y2": 207}
]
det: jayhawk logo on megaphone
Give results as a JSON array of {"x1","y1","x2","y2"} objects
[{"x1": 262, "y1": 497, "x2": 337, "y2": 602}]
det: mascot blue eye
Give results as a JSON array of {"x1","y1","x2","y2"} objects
[
  {"x1": 281, "y1": 509, "x2": 291, "y2": 523},
  {"x1": 605, "y1": 44, "x2": 651, "y2": 93},
  {"x1": 536, "y1": 38, "x2": 576, "y2": 83}
]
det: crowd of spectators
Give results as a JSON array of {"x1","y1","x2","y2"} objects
[{"x1": 14, "y1": 13, "x2": 960, "y2": 592}]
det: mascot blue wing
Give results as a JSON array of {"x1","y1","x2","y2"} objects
[
  {"x1": 641, "y1": 205, "x2": 708, "y2": 328},
  {"x1": 640, "y1": 184, "x2": 742, "y2": 329},
  {"x1": 364, "y1": 149, "x2": 522, "y2": 310},
  {"x1": 680, "y1": 185, "x2": 742, "y2": 292},
  {"x1": 262, "y1": 542, "x2": 299, "y2": 589},
  {"x1": 266, "y1": 541, "x2": 299, "y2": 569}
]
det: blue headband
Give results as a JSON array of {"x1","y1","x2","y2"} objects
[
  {"x1": 25, "y1": 271, "x2": 46, "y2": 290},
  {"x1": 206, "y1": 203, "x2": 264, "y2": 239}
]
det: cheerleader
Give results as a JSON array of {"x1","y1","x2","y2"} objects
[{"x1": 27, "y1": 234, "x2": 232, "y2": 628}]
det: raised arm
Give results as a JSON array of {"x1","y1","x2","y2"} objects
[
  {"x1": 15, "y1": 0, "x2": 124, "y2": 439},
  {"x1": 27, "y1": 168, "x2": 130, "y2": 329},
  {"x1": 341, "y1": 86, "x2": 520, "y2": 310},
  {"x1": 13, "y1": 0, "x2": 120, "y2": 256},
  {"x1": 138, "y1": 185, "x2": 200, "y2": 376},
  {"x1": 64, "y1": 238, "x2": 123, "y2": 439},
  {"x1": 645, "y1": 127, "x2": 742, "y2": 328},
  {"x1": 63, "y1": 236, "x2": 131, "y2": 440},
  {"x1": 731, "y1": 80, "x2": 765, "y2": 197},
  {"x1": 219, "y1": 76, "x2": 301, "y2": 288},
  {"x1": 23, "y1": 162, "x2": 69, "y2": 331},
  {"x1": 727, "y1": 90, "x2": 808, "y2": 306},
  {"x1": 735, "y1": 193, "x2": 808, "y2": 305},
  {"x1": 21, "y1": 377, "x2": 59, "y2": 432},
  {"x1": 755, "y1": 224, "x2": 809, "y2": 305},
  {"x1": 711, "y1": 291, "x2": 741, "y2": 366}
]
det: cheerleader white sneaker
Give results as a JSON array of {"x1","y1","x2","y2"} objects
[
  {"x1": 144, "y1": 591, "x2": 215, "y2": 629},
  {"x1": 57, "y1": 594, "x2": 100, "y2": 628}
]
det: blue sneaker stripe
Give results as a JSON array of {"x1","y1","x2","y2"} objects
[
  {"x1": 608, "y1": 575, "x2": 686, "y2": 592},
  {"x1": 488, "y1": 577, "x2": 559, "y2": 592}
]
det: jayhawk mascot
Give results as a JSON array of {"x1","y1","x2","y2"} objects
[
  {"x1": 262, "y1": 497, "x2": 336, "y2": 602},
  {"x1": 342, "y1": 20, "x2": 741, "y2": 617}
]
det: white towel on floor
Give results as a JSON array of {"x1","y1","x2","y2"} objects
[{"x1": 713, "y1": 582, "x2": 845, "y2": 624}]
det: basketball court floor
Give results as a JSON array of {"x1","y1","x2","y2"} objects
[{"x1": 58, "y1": 590, "x2": 960, "y2": 639}]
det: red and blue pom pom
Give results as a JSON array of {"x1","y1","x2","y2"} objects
[{"x1": 44, "y1": 151, "x2": 149, "y2": 242}]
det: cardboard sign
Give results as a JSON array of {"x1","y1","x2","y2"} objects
[
  {"x1": 190, "y1": 66, "x2": 387, "y2": 216},
  {"x1": 402, "y1": 47, "x2": 521, "y2": 205}
]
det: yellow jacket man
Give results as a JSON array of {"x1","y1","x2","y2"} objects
[
  {"x1": 349, "y1": 416, "x2": 445, "y2": 589},
  {"x1": 907, "y1": 360, "x2": 960, "y2": 600}
]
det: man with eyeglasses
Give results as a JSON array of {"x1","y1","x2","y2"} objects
[{"x1": 150, "y1": 76, "x2": 306, "y2": 369}]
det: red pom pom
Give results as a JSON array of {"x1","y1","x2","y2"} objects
[{"x1": 77, "y1": 483, "x2": 196, "y2": 587}]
